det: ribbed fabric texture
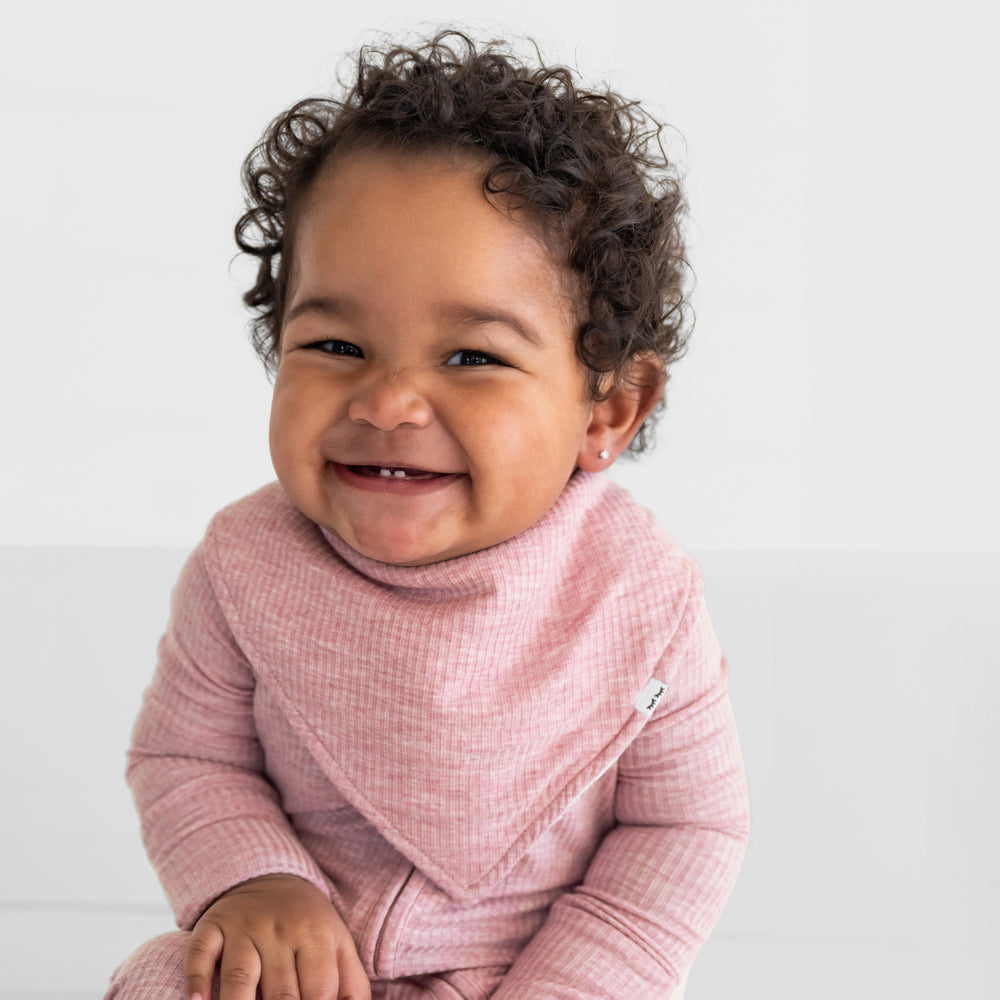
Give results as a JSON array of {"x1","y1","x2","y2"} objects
[{"x1": 119, "y1": 472, "x2": 749, "y2": 998}]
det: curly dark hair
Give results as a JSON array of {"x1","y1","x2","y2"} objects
[{"x1": 235, "y1": 31, "x2": 691, "y2": 453}]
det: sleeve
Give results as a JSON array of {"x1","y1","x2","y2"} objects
[
  {"x1": 491, "y1": 579, "x2": 750, "y2": 999},
  {"x1": 127, "y1": 541, "x2": 331, "y2": 930}
]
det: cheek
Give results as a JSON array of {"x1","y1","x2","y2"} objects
[
  {"x1": 463, "y1": 401, "x2": 542, "y2": 459},
  {"x1": 270, "y1": 374, "x2": 323, "y2": 434},
  {"x1": 268, "y1": 382, "x2": 313, "y2": 470},
  {"x1": 472, "y1": 400, "x2": 587, "y2": 482},
  {"x1": 267, "y1": 408, "x2": 292, "y2": 480},
  {"x1": 268, "y1": 391, "x2": 290, "y2": 454}
]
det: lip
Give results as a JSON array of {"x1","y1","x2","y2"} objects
[{"x1": 330, "y1": 461, "x2": 464, "y2": 495}]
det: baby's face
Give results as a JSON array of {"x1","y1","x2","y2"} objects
[{"x1": 269, "y1": 150, "x2": 596, "y2": 565}]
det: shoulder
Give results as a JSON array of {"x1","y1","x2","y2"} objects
[
  {"x1": 159, "y1": 485, "x2": 309, "y2": 658},
  {"x1": 557, "y1": 473, "x2": 704, "y2": 640},
  {"x1": 569, "y1": 472, "x2": 699, "y2": 590},
  {"x1": 206, "y1": 481, "x2": 310, "y2": 541},
  {"x1": 200, "y1": 481, "x2": 323, "y2": 556},
  {"x1": 196, "y1": 482, "x2": 329, "y2": 589},
  {"x1": 180, "y1": 483, "x2": 345, "y2": 650}
]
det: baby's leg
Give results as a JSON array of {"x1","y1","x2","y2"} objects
[
  {"x1": 372, "y1": 967, "x2": 506, "y2": 1000},
  {"x1": 372, "y1": 965, "x2": 683, "y2": 999},
  {"x1": 108, "y1": 948, "x2": 504, "y2": 1000},
  {"x1": 105, "y1": 930, "x2": 205, "y2": 999}
]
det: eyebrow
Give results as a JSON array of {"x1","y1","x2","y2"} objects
[
  {"x1": 283, "y1": 296, "x2": 353, "y2": 325},
  {"x1": 436, "y1": 303, "x2": 541, "y2": 347},
  {"x1": 284, "y1": 296, "x2": 541, "y2": 347}
]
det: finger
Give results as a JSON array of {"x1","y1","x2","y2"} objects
[
  {"x1": 185, "y1": 922, "x2": 224, "y2": 1000},
  {"x1": 216, "y1": 935, "x2": 263, "y2": 1000},
  {"x1": 259, "y1": 945, "x2": 304, "y2": 1000},
  {"x1": 333, "y1": 949, "x2": 371, "y2": 1000},
  {"x1": 293, "y1": 940, "x2": 340, "y2": 1000}
]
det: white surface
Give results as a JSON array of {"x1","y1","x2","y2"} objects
[
  {"x1": 3, "y1": 0, "x2": 998, "y2": 550},
  {"x1": 1, "y1": 546, "x2": 996, "y2": 996}
]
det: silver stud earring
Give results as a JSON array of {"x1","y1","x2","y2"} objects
[{"x1": 598, "y1": 450, "x2": 610, "y2": 460}]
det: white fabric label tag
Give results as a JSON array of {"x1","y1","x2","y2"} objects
[{"x1": 634, "y1": 678, "x2": 668, "y2": 717}]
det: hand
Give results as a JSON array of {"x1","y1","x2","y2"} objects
[{"x1": 185, "y1": 873, "x2": 370, "y2": 1000}]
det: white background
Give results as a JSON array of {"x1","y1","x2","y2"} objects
[
  {"x1": 6, "y1": 0, "x2": 997, "y2": 552},
  {"x1": 2, "y1": 1, "x2": 997, "y2": 997}
]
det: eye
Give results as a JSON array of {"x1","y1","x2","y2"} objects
[
  {"x1": 307, "y1": 340, "x2": 364, "y2": 358},
  {"x1": 445, "y1": 349, "x2": 505, "y2": 367}
]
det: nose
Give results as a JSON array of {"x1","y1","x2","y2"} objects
[{"x1": 347, "y1": 368, "x2": 433, "y2": 431}]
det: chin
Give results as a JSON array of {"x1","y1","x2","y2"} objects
[{"x1": 345, "y1": 530, "x2": 451, "y2": 567}]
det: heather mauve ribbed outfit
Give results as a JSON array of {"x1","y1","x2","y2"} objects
[{"x1": 106, "y1": 472, "x2": 749, "y2": 999}]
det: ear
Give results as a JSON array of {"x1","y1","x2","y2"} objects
[{"x1": 576, "y1": 358, "x2": 664, "y2": 472}]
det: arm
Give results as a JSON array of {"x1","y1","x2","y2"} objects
[
  {"x1": 129, "y1": 543, "x2": 369, "y2": 1000},
  {"x1": 128, "y1": 542, "x2": 329, "y2": 927},
  {"x1": 492, "y1": 589, "x2": 750, "y2": 999}
]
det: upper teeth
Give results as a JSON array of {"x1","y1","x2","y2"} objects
[{"x1": 378, "y1": 468, "x2": 407, "y2": 478}]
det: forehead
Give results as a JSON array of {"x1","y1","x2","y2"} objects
[
  {"x1": 299, "y1": 147, "x2": 541, "y2": 248},
  {"x1": 287, "y1": 149, "x2": 583, "y2": 320}
]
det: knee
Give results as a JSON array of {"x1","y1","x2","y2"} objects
[{"x1": 105, "y1": 930, "x2": 193, "y2": 999}]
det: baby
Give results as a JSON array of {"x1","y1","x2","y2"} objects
[{"x1": 106, "y1": 31, "x2": 749, "y2": 1000}]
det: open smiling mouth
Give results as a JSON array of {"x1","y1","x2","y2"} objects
[{"x1": 349, "y1": 465, "x2": 448, "y2": 481}]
